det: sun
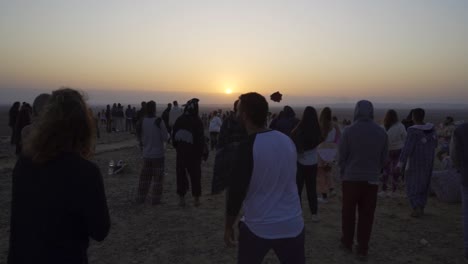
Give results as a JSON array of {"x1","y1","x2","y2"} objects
[{"x1": 225, "y1": 88, "x2": 233, "y2": 94}]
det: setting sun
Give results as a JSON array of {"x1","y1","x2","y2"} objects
[{"x1": 225, "y1": 88, "x2": 233, "y2": 94}]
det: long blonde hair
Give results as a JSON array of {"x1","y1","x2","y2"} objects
[{"x1": 23, "y1": 88, "x2": 95, "y2": 163}]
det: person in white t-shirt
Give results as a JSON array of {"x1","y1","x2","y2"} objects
[
  {"x1": 136, "y1": 101, "x2": 169, "y2": 205},
  {"x1": 225, "y1": 92, "x2": 305, "y2": 264},
  {"x1": 209, "y1": 111, "x2": 223, "y2": 150},
  {"x1": 379, "y1": 109, "x2": 407, "y2": 197}
]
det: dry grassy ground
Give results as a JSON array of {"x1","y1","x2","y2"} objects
[{"x1": 0, "y1": 130, "x2": 466, "y2": 264}]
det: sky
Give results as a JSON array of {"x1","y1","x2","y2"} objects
[{"x1": 0, "y1": 0, "x2": 467, "y2": 106}]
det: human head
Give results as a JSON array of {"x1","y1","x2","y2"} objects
[
  {"x1": 353, "y1": 100, "x2": 374, "y2": 121},
  {"x1": 238, "y1": 92, "x2": 268, "y2": 128},
  {"x1": 383, "y1": 109, "x2": 398, "y2": 130},
  {"x1": 173, "y1": 100, "x2": 178, "y2": 107},
  {"x1": 23, "y1": 88, "x2": 95, "y2": 163},
  {"x1": 183, "y1": 98, "x2": 199, "y2": 116},
  {"x1": 32, "y1": 93, "x2": 51, "y2": 117},
  {"x1": 146, "y1": 101, "x2": 156, "y2": 117},
  {"x1": 412, "y1": 108, "x2": 425, "y2": 123},
  {"x1": 233, "y1": 100, "x2": 239, "y2": 113}
]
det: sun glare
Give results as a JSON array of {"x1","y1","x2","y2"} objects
[{"x1": 225, "y1": 88, "x2": 233, "y2": 94}]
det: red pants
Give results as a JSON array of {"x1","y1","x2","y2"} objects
[{"x1": 341, "y1": 181, "x2": 378, "y2": 256}]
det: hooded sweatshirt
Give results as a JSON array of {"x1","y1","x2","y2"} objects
[
  {"x1": 398, "y1": 123, "x2": 437, "y2": 172},
  {"x1": 338, "y1": 100, "x2": 388, "y2": 182}
]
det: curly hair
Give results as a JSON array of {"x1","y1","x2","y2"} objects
[{"x1": 23, "y1": 88, "x2": 95, "y2": 163}]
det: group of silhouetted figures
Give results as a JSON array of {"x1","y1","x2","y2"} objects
[{"x1": 6, "y1": 87, "x2": 468, "y2": 263}]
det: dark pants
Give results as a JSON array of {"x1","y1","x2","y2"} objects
[
  {"x1": 176, "y1": 153, "x2": 202, "y2": 197},
  {"x1": 106, "y1": 119, "x2": 112, "y2": 133},
  {"x1": 296, "y1": 163, "x2": 318, "y2": 215},
  {"x1": 341, "y1": 181, "x2": 378, "y2": 256},
  {"x1": 238, "y1": 222, "x2": 305, "y2": 264},
  {"x1": 137, "y1": 158, "x2": 165, "y2": 204},
  {"x1": 125, "y1": 118, "x2": 132, "y2": 132},
  {"x1": 210, "y1": 132, "x2": 219, "y2": 150}
]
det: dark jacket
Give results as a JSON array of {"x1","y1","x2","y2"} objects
[
  {"x1": 338, "y1": 100, "x2": 388, "y2": 182},
  {"x1": 451, "y1": 123, "x2": 468, "y2": 186},
  {"x1": 272, "y1": 106, "x2": 299, "y2": 136},
  {"x1": 8, "y1": 153, "x2": 110, "y2": 264},
  {"x1": 172, "y1": 113, "x2": 205, "y2": 159}
]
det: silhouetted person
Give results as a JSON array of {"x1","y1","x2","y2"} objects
[
  {"x1": 211, "y1": 100, "x2": 247, "y2": 194},
  {"x1": 162, "y1": 103, "x2": 172, "y2": 136},
  {"x1": 105, "y1": 104, "x2": 112, "y2": 133},
  {"x1": 125, "y1": 105, "x2": 133, "y2": 132},
  {"x1": 136, "y1": 101, "x2": 169, "y2": 205},
  {"x1": 172, "y1": 98, "x2": 205, "y2": 207},
  {"x1": 225, "y1": 92, "x2": 305, "y2": 263},
  {"x1": 451, "y1": 122, "x2": 468, "y2": 260},
  {"x1": 290, "y1": 106, "x2": 322, "y2": 222},
  {"x1": 8, "y1": 88, "x2": 110, "y2": 264},
  {"x1": 397, "y1": 108, "x2": 437, "y2": 217},
  {"x1": 270, "y1": 106, "x2": 299, "y2": 136},
  {"x1": 338, "y1": 100, "x2": 388, "y2": 260},
  {"x1": 13, "y1": 104, "x2": 32, "y2": 155},
  {"x1": 169, "y1": 100, "x2": 183, "y2": 128},
  {"x1": 401, "y1": 109, "x2": 415, "y2": 130},
  {"x1": 21, "y1": 94, "x2": 51, "y2": 141},
  {"x1": 8, "y1": 102, "x2": 20, "y2": 145}
]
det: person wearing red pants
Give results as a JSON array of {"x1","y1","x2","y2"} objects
[{"x1": 338, "y1": 100, "x2": 388, "y2": 260}]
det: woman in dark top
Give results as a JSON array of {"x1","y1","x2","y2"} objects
[
  {"x1": 290, "y1": 106, "x2": 322, "y2": 221},
  {"x1": 8, "y1": 88, "x2": 110, "y2": 264}
]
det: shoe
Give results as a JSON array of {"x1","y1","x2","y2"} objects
[
  {"x1": 378, "y1": 191, "x2": 387, "y2": 198},
  {"x1": 318, "y1": 197, "x2": 329, "y2": 204},
  {"x1": 311, "y1": 214, "x2": 320, "y2": 223},
  {"x1": 179, "y1": 196, "x2": 186, "y2": 207},
  {"x1": 194, "y1": 196, "x2": 201, "y2": 207}
]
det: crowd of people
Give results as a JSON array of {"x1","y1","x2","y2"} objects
[{"x1": 5, "y1": 87, "x2": 468, "y2": 263}]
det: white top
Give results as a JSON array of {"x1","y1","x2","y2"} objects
[
  {"x1": 242, "y1": 130, "x2": 304, "y2": 239},
  {"x1": 324, "y1": 127, "x2": 337, "y2": 143},
  {"x1": 141, "y1": 117, "x2": 169, "y2": 159},
  {"x1": 209, "y1": 116, "x2": 223, "y2": 133},
  {"x1": 386, "y1": 122, "x2": 407, "y2": 150},
  {"x1": 168, "y1": 106, "x2": 183, "y2": 127},
  {"x1": 298, "y1": 148, "x2": 318, "y2": 165}
]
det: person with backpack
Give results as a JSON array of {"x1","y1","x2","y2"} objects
[{"x1": 136, "y1": 101, "x2": 169, "y2": 205}]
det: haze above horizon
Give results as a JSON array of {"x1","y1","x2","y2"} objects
[{"x1": 1, "y1": 1, "x2": 467, "y2": 105}]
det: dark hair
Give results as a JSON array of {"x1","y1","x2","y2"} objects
[
  {"x1": 383, "y1": 109, "x2": 399, "y2": 131},
  {"x1": 146, "y1": 101, "x2": 156, "y2": 117},
  {"x1": 412, "y1": 108, "x2": 425, "y2": 122},
  {"x1": 233, "y1": 100, "x2": 239, "y2": 112},
  {"x1": 239, "y1": 92, "x2": 268, "y2": 128},
  {"x1": 319, "y1": 107, "x2": 332, "y2": 141},
  {"x1": 291, "y1": 106, "x2": 321, "y2": 151},
  {"x1": 23, "y1": 88, "x2": 95, "y2": 163}
]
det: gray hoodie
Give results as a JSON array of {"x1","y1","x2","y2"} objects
[{"x1": 338, "y1": 100, "x2": 388, "y2": 182}]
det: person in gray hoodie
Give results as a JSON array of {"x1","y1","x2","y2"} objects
[
  {"x1": 338, "y1": 100, "x2": 388, "y2": 260},
  {"x1": 450, "y1": 122, "x2": 468, "y2": 259}
]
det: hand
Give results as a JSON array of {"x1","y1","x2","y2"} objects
[{"x1": 224, "y1": 227, "x2": 237, "y2": 247}]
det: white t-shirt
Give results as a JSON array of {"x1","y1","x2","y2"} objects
[{"x1": 209, "y1": 116, "x2": 223, "y2": 133}]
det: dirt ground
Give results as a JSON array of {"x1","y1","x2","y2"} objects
[{"x1": 0, "y1": 131, "x2": 466, "y2": 264}]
